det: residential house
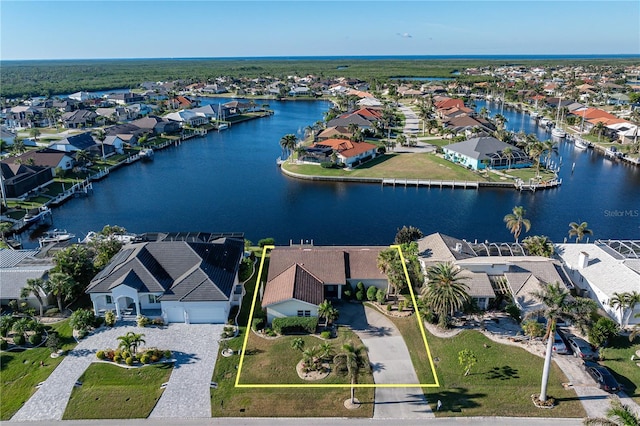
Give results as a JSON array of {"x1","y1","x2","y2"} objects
[
  {"x1": 48, "y1": 132, "x2": 99, "y2": 155},
  {"x1": 4, "y1": 106, "x2": 44, "y2": 129},
  {"x1": 106, "y1": 92, "x2": 145, "y2": 106},
  {"x1": 164, "y1": 110, "x2": 208, "y2": 127},
  {"x1": 0, "y1": 249, "x2": 55, "y2": 309},
  {"x1": 261, "y1": 246, "x2": 388, "y2": 323},
  {"x1": 556, "y1": 241, "x2": 640, "y2": 327},
  {"x1": 1, "y1": 128, "x2": 16, "y2": 147},
  {"x1": 8, "y1": 148, "x2": 74, "y2": 172},
  {"x1": 61, "y1": 109, "x2": 97, "y2": 129},
  {"x1": 0, "y1": 162, "x2": 54, "y2": 198},
  {"x1": 131, "y1": 116, "x2": 180, "y2": 135},
  {"x1": 316, "y1": 126, "x2": 351, "y2": 141},
  {"x1": 86, "y1": 236, "x2": 245, "y2": 323},
  {"x1": 191, "y1": 104, "x2": 219, "y2": 121},
  {"x1": 202, "y1": 83, "x2": 228, "y2": 94},
  {"x1": 442, "y1": 137, "x2": 530, "y2": 170},
  {"x1": 288, "y1": 86, "x2": 311, "y2": 97},
  {"x1": 105, "y1": 123, "x2": 147, "y2": 144},
  {"x1": 102, "y1": 135, "x2": 125, "y2": 155},
  {"x1": 68, "y1": 91, "x2": 94, "y2": 102},
  {"x1": 326, "y1": 113, "x2": 374, "y2": 130},
  {"x1": 312, "y1": 138, "x2": 378, "y2": 168}
]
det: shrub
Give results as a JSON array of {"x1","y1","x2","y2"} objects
[
  {"x1": 422, "y1": 309, "x2": 436, "y2": 324},
  {"x1": 104, "y1": 310, "x2": 116, "y2": 327},
  {"x1": 397, "y1": 300, "x2": 405, "y2": 312},
  {"x1": 77, "y1": 329, "x2": 88, "y2": 339},
  {"x1": 272, "y1": 316, "x2": 318, "y2": 335},
  {"x1": 121, "y1": 350, "x2": 131, "y2": 359},
  {"x1": 252, "y1": 317, "x2": 265, "y2": 331},
  {"x1": 0, "y1": 316, "x2": 15, "y2": 337},
  {"x1": 163, "y1": 350, "x2": 172, "y2": 359},
  {"x1": 125, "y1": 356, "x2": 134, "y2": 366},
  {"x1": 29, "y1": 333, "x2": 42, "y2": 345},
  {"x1": 356, "y1": 282, "x2": 365, "y2": 292},
  {"x1": 0, "y1": 339, "x2": 7, "y2": 350},
  {"x1": 265, "y1": 328, "x2": 276, "y2": 337},
  {"x1": 45, "y1": 308, "x2": 60, "y2": 317},
  {"x1": 386, "y1": 303, "x2": 392, "y2": 312},
  {"x1": 13, "y1": 334, "x2": 25, "y2": 346},
  {"x1": 320, "y1": 331, "x2": 331, "y2": 339},
  {"x1": 376, "y1": 289, "x2": 386, "y2": 304},
  {"x1": 46, "y1": 333, "x2": 60, "y2": 353},
  {"x1": 140, "y1": 354, "x2": 151, "y2": 364},
  {"x1": 150, "y1": 354, "x2": 159, "y2": 363},
  {"x1": 355, "y1": 290, "x2": 365, "y2": 302},
  {"x1": 96, "y1": 350, "x2": 106, "y2": 360},
  {"x1": 258, "y1": 238, "x2": 275, "y2": 247},
  {"x1": 70, "y1": 308, "x2": 96, "y2": 332},
  {"x1": 505, "y1": 304, "x2": 521, "y2": 324},
  {"x1": 320, "y1": 161, "x2": 334, "y2": 169},
  {"x1": 105, "y1": 350, "x2": 115, "y2": 361},
  {"x1": 366, "y1": 286, "x2": 378, "y2": 302},
  {"x1": 137, "y1": 316, "x2": 150, "y2": 327},
  {"x1": 113, "y1": 354, "x2": 122, "y2": 363},
  {"x1": 152, "y1": 318, "x2": 164, "y2": 326}
]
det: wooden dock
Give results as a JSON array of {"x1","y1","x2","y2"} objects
[
  {"x1": 514, "y1": 178, "x2": 562, "y2": 192},
  {"x1": 382, "y1": 178, "x2": 479, "y2": 189}
]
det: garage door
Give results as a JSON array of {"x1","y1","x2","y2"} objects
[
  {"x1": 165, "y1": 307, "x2": 185, "y2": 323},
  {"x1": 188, "y1": 308, "x2": 221, "y2": 324}
]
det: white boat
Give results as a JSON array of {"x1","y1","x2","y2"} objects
[
  {"x1": 539, "y1": 118, "x2": 551, "y2": 128},
  {"x1": 530, "y1": 111, "x2": 540, "y2": 119},
  {"x1": 217, "y1": 122, "x2": 229, "y2": 131},
  {"x1": 23, "y1": 206, "x2": 50, "y2": 225},
  {"x1": 140, "y1": 148, "x2": 154, "y2": 160},
  {"x1": 551, "y1": 127, "x2": 566, "y2": 138},
  {"x1": 39, "y1": 229, "x2": 75, "y2": 246},
  {"x1": 574, "y1": 137, "x2": 589, "y2": 150},
  {"x1": 81, "y1": 231, "x2": 137, "y2": 244},
  {"x1": 605, "y1": 146, "x2": 623, "y2": 159}
]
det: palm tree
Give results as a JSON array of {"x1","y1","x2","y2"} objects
[
  {"x1": 522, "y1": 235, "x2": 555, "y2": 257},
  {"x1": 568, "y1": 221, "x2": 592, "y2": 243},
  {"x1": 583, "y1": 398, "x2": 640, "y2": 426},
  {"x1": 422, "y1": 262, "x2": 470, "y2": 327},
  {"x1": 93, "y1": 129, "x2": 106, "y2": 160},
  {"x1": 279, "y1": 134, "x2": 297, "y2": 159},
  {"x1": 609, "y1": 291, "x2": 640, "y2": 328},
  {"x1": 333, "y1": 342, "x2": 368, "y2": 405},
  {"x1": 46, "y1": 272, "x2": 76, "y2": 312},
  {"x1": 0, "y1": 221, "x2": 13, "y2": 245},
  {"x1": 479, "y1": 106, "x2": 489, "y2": 119},
  {"x1": 29, "y1": 128, "x2": 41, "y2": 141},
  {"x1": 494, "y1": 113, "x2": 507, "y2": 129},
  {"x1": 502, "y1": 146, "x2": 514, "y2": 169},
  {"x1": 318, "y1": 300, "x2": 333, "y2": 327},
  {"x1": 117, "y1": 331, "x2": 146, "y2": 355},
  {"x1": 20, "y1": 278, "x2": 46, "y2": 317},
  {"x1": 504, "y1": 206, "x2": 531, "y2": 243},
  {"x1": 525, "y1": 139, "x2": 545, "y2": 177},
  {"x1": 291, "y1": 337, "x2": 305, "y2": 352},
  {"x1": 75, "y1": 150, "x2": 92, "y2": 167},
  {"x1": 592, "y1": 121, "x2": 606, "y2": 142},
  {"x1": 11, "y1": 138, "x2": 26, "y2": 155},
  {"x1": 629, "y1": 313, "x2": 640, "y2": 342},
  {"x1": 531, "y1": 282, "x2": 582, "y2": 403}
]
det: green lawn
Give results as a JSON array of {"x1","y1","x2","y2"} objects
[
  {"x1": 390, "y1": 318, "x2": 585, "y2": 418},
  {"x1": 501, "y1": 168, "x2": 557, "y2": 182},
  {"x1": 600, "y1": 335, "x2": 640, "y2": 405},
  {"x1": 284, "y1": 153, "x2": 487, "y2": 181},
  {"x1": 0, "y1": 320, "x2": 77, "y2": 420},
  {"x1": 63, "y1": 363, "x2": 173, "y2": 419}
]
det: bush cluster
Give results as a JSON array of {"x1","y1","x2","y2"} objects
[
  {"x1": 137, "y1": 316, "x2": 150, "y2": 327},
  {"x1": 320, "y1": 330, "x2": 331, "y2": 339},
  {"x1": 0, "y1": 339, "x2": 8, "y2": 350},
  {"x1": 272, "y1": 316, "x2": 318, "y2": 335}
]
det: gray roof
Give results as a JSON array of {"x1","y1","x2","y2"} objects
[
  {"x1": 458, "y1": 270, "x2": 495, "y2": 298},
  {"x1": 0, "y1": 249, "x2": 41, "y2": 268},
  {"x1": 86, "y1": 238, "x2": 244, "y2": 302},
  {"x1": 57, "y1": 132, "x2": 96, "y2": 150},
  {"x1": 0, "y1": 249, "x2": 54, "y2": 300},
  {"x1": 417, "y1": 233, "x2": 477, "y2": 264},
  {"x1": 443, "y1": 137, "x2": 523, "y2": 161}
]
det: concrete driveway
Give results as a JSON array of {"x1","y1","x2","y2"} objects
[
  {"x1": 11, "y1": 322, "x2": 224, "y2": 422},
  {"x1": 338, "y1": 302, "x2": 434, "y2": 419}
]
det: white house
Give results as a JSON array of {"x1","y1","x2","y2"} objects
[
  {"x1": 0, "y1": 249, "x2": 55, "y2": 310},
  {"x1": 164, "y1": 110, "x2": 208, "y2": 127},
  {"x1": 556, "y1": 241, "x2": 640, "y2": 327},
  {"x1": 86, "y1": 237, "x2": 244, "y2": 324}
]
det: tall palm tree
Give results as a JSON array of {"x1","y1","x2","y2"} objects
[
  {"x1": 583, "y1": 398, "x2": 640, "y2": 426},
  {"x1": 11, "y1": 138, "x2": 26, "y2": 155},
  {"x1": 20, "y1": 278, "x2": 46, "y2": 317},
  {"x1": 592, "y1": 121, "x2": 606, "y2": 142},
  {"x1": 333, "y1": 342, "x2": 368, "y2": 405},
  {"x1": 318, "y1": 300, "x2": 334, "y2": 327},
  {"x1": 422, "y1": 262, "x2": 470, "y2": 327},
  {"x1": 75, "y1": 150, "x2": 92, "y2": 167},
  {"x1": 29, "y1": 128, "x2": 41, "y2": 141},
  {"x1": 568, "y1": 221, "x2": 592, "y2": 243},
  {"x1": 502, "y1": 146, "x2": 514, "y2": 169},
  {"x1": 629, "y1": 313, "x2": 640, "y2": 342},
  {"x1": 279, "y1": 134, "x2": 297, "y2": 159},
  {"x1": 504, "y1": 206, "x2": 531, "y2": 243},
  {"x1": 531, "y1": 282, "x2": 581, "y2": 403},
  {"x1": 609, "y1": 291, "x2": 640, "y2": 328},
  {"x1": 46, "y1": 272, "x2": 76, "y2": 312}
]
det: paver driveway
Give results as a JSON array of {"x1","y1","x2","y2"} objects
[
  {"x1": 339, "y1": 303, "x2": 434, "y2": 419},
  {"x1": 11, "y1": 322, "x2": 223, "y2": 421}
]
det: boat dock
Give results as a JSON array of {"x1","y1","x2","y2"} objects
[
  {"x1": 382, "y1": 178, "x2": 480, "y2": 189},
  {"x1": 514, "y1": 178, "x2": 562, "y2": 191}
]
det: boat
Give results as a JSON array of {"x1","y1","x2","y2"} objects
[
  {"x1": 605, "y1": 146, "x2": 623, "y2": 159},
  {"x1": 217, "y1": 122, "x2": 229, "y2": 131},
  {"x1": 530, "y1": 111, "x2": 540, "y2": 119},
  {"x1": 39, "y1": 229, "x2": 75, "y2": 246},
  {"x1": 539, "y1": 118, "x2": 551, "y2": 128},
  {"x1": 140, "y1": 148, "x2": 154, "y2": 160},
  {"x1": 81, "y1": 230, "x2": 137, "y2": 244},
  {"x1": 217, "y1": 103, "x2": 229, "y2": 131},
  {"x1": 551, "y1": 127, "x2": 566, "y2": 138},
  {"x1": 574, "y1": 137, "x2": 589, "y2": 150},
  {"x1": 23, "y1": 206, "x2": 51, "y2": 225}
]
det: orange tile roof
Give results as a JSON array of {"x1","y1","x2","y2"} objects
[
  {"x1": 573, "y1": 108, "x2": 617, "y2": 120},
  {"x1": 314, "y1": 139, "x2": 377, "y2": 158},
  {"x1": 435, "y1": 98, "x2": 465, "y2": 110},
  {"x1": 586, "y1": 117, "x2": 628, "y2": 126}
]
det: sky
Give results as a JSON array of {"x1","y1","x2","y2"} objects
[{"x1": 1, "y1": 0, "x2": 639, "y2": 60}]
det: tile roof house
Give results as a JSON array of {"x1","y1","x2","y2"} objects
[
  {"x1": 61, "y1": 109, "x2": 97, "y2": 129},
  {"x1": 8, "y1": 148, "x2": 74, "y2": 171},
  {"x1": 313, "y1": 138, "x2": 379, "y2": 168},
  {"x1": 316, "y1": 126, "x2": 352, "y2": 141},
  {"x1": 556, "y1": 242, "x2": 640, "y2": 327},
  {"x1": 442, "y1": 137, "x2": 530, "y2": 170},
  {"x1": 0, "y1": 249, "x2": 55, "y2": 309},
  {"x1": 86, "y1": 237, "x2": 244, "y2": 323},
  {"x1": 261, "y1": 246, "x2": 388, "y2": 323}
]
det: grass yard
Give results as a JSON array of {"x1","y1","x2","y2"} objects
[
  {"x1": 284, "y1": 153, "x2": 487, "y2": 181},
  {"x1": 501, "y1": 168, "x2": 557, "y2": 182},
  {"x1": 390, "y1": 317, "x2": 585, "y2": 418},
  {"x1": 0, "y1": 320, "x2": 76, "y2": 420},
  {"x1": 211, "y1": 329, "x2": 374, "y2": 418},
  {"x1": 63, "y1": 363, "x2": 173, "y2": 420},
  {"x1": 600, "y1": 335, "x2": 640, "y2": 405}
]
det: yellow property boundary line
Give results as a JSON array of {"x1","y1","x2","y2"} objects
[{"x1": 234, "y1": 244, "x2": 439, "y2": 388}]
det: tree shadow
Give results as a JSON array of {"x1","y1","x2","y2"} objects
[
  {"x1": 370, "y1": 362, "x2": 386, "y2": 373},
  {"x1": 169, "y1": 351, "x2": 200, "y2": 368},
  {"x1": 243, "y1": 348, "x2": 264, "y2": 356},
  {"x1": 485, "y1": 365, "x2": 520, "y2": 380},
  {"x1": 362, "y1": 325, "x2": 394, "y2": 338},
  {"x1": 427, "y1": 387, "x2": 486, "y2": 413}
]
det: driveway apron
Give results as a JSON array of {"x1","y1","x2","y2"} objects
[
  {"x1": 340, "y1": 303, "x2": 434, "y2": 419},
  {"x1": 11, "y1": 323, "x2": 223, "y2": 421}
]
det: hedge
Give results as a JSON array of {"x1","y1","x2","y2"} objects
[{"x1": 272, "y1": 316, "x2": 318, "y2": 335}]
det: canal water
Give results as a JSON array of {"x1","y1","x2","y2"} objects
[{"x1": 22, "y1": 98, "x2": 640, "y2": 247}]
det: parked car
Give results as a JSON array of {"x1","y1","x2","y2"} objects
[
  {"x1": 583, "y1": 361, "x2": 622, "y2": 393},
  {"x1": 547, "y1": 331, "x2": 569, "y2": 355},
  {"x1": 567, "y1": 336, "x2": 598, "y2": 360}
]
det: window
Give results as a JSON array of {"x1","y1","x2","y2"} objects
[
  {"x1": 105, "y1": 295, "x2": 112, "y2": 304},
  {"x1": 297, "y1": 310, "x2": 311, "y2": 317},
  {"x1": 148, "y1": 294, "x2": 159, "y2": 304}
]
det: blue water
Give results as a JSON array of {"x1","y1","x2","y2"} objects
[{"x1": 21, "y1": 98, "x2": 640, "y2": 247}]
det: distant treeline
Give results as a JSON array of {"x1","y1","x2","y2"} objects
[{"x1": 1, "y1": 57, "x2": 637, "y2": 98}]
